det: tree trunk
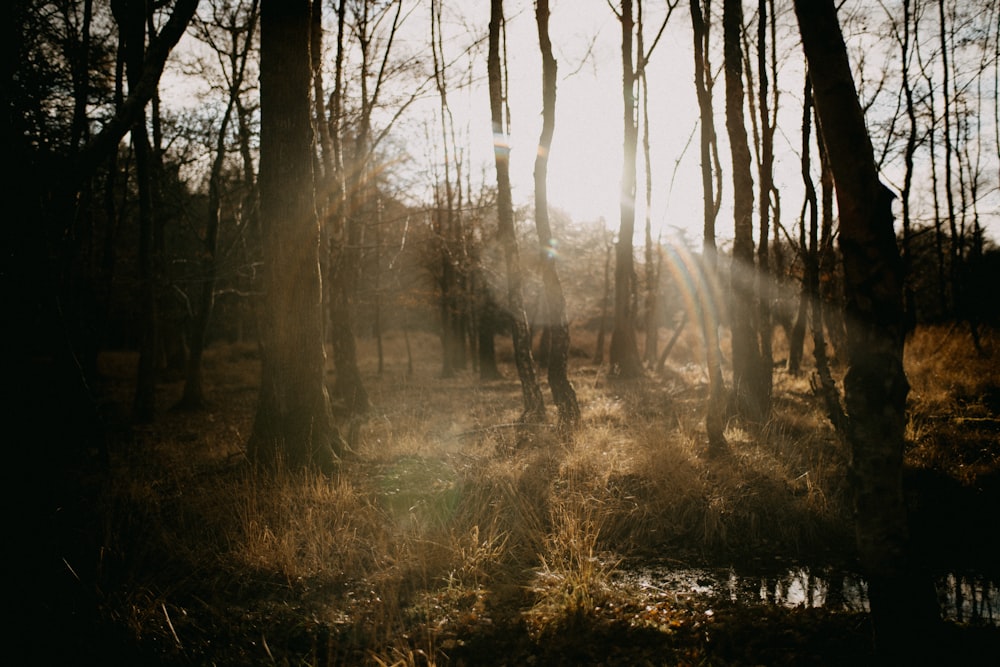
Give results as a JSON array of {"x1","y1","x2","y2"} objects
[
  {"x1": 181, "y1": 0, "x2": 259, "y2": 409},
  {"x1": 787, "y1": 75, "x2": 815, "y2": 376},
  {"x1": 249, "y1": 0, "x2": 341, "y2": 471},
  {"x1": 723, "y1": 0, "x2": 766, "y2": 420},
  {"x1": 534, "y1": 0, "x2": 580, "y2": 430},
  {"x1": 794, "y1": 0, "x2": 939, "y2": 657},
  {"x1": 328, "y1": 0, "x2": 368, "y2": 414},
  {"x1": 609, "y1": 0, "x2": 644, "y2": 378},
  {"x1": 755, "y1": 0, "x2": 775, "y2": 382},
  {"x1": 938, "y1": 0, "x2": 961, "y2": 316},
  {"x1": 594, "y1": 238, "x2": 613, "y2": 366},
  {"x1": 900, "y1": 0, "x2": 917, "y2": 329},
  {"x1": 489, "y1": 0, "x2": 545, "y2": 425},
  {"x1": 690, "y1": 0, "x2": 727, "y2": 455},
  {"x1": 116, "y1": 0, "x2": 157, "y2": 424}
]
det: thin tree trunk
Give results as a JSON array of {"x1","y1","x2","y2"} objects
[
  {"x1": 723, "y1": 0, "x2": 766, "y2": 419},
  {"x1": 609, "y1": 0, "x2": 643, "y2": 378},
  {"x1": 916, "y1": 24, "x2": 948, "y2": 316},
  {"x1": 817, "y1": 113, "x2": 843, "y2": 357},
  {"x1": 594, "y1": 238, "x2": 613, "y2": 365},
  {"x1": 755, "y1": 0, "x2": 775, "y2": 388},
  {"x1": 489, "y1": 0, "x2": 545, "y2": 426},
  {"x1": 534, "y1": 0, "x2": 580, "y2": 430},
  {"x1": 116, "y1": 0, "x2": 157, "y2": 423},
  {"x1": 690, "y1": 0, "x2": 727, "y2": 455},
  {"x1": 181, "y1": 0, "x2": 259, "y2": 409},
  {"x1": 939, "y1": 0, "x2": 961, "y2": 315},
  {"x1": 900, "y1": 0, "x2": 917, "y2": 329},
  {"x1": 638, "y1": 3, "x2": 658, "y2": 367},
  {"x1": 788, "y1": 75, "x2": 815, "y2": 376}
]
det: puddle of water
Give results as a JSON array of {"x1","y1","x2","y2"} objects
[{"x1": 613, "y1": 565, "x2": 999, "y2": 625}]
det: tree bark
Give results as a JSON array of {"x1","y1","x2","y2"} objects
[
  {"x1": 794, "y1": 0, "x2": 939, "y2": 657},
  {"x1": 488, "y1": 0, "x2": 545, "y2": 426},
  {"x1": 755, "y1": 0, "x2": 775, "y2": 382},
  {"x1": 787, "y1": 75, "x2": 815, "y2": 376},
  {"x1": 249, "y1": 0, "x2": 341, "y2": 471},
  {"x1": 690, "y1": 0, "x2": 727, "y2": 455},
  {"x1": 181, "y1": 0, "x2": 259, "y2": 409},
  {"x1": 723, "y1": 0, "x2": 766, "y2": 420},
  {"x1": 115, "y1": 0, "x2": 158, "y2": 424},
  {"x1": 609, "y1": 0, "x2": 644, "y2": 378},
  {"x1": 534, "y1": 0, "x2": 580, "y2": 430}
]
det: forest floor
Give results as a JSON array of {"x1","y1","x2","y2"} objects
[{"x1": 26, "y1": 325, "x2": 1000, "y2": 665}]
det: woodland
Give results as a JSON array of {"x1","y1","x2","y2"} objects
[{"x1": 7, "y1": 0, "x2": 1000, "y2": 664}]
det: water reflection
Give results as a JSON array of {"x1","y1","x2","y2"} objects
[{"x1": 615, "y1": 565, "x2": 998, "y2": 625}]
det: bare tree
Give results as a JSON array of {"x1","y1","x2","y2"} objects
[
  {"x1": 690, "y1": 0, "x2": 727, "y2": 455},
  {"x1": 723, "y1": 0, "x2": 767, "y2": 420},
  {"x1": 180, "y1": 0, "x2": 259, "y2": 409},
  {"x1": 113, "y1": 0, "x2": 158, "y2": 423},
  {"x1": 754, "y1": 0, "x2": 776, "y2": 391},
  {"x1": 488, "y1": 0, "x2": 545, "y2": 426},
  {"x1": 534, "y1": 0, "x2": 580, "y2": 430},
  {"x1": 794, "y1": 0, "x2": 939, "y2": 657},
  {"x1": 608, "y1": 0, "x2": 644, "y2": 378}
]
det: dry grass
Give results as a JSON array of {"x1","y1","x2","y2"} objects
[
  {"x1": 905, "y1": 325, "x2": 1000, "y2": 482},
  {"x1": 68, "y1": 324, "x2": 999, "y2": 664}
]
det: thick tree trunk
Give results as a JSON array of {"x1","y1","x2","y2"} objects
[
  {"x1": 723, "y1": 0, "x2": 766, "y2": 420},
  {"x1": 489, "y1": 0, "x2": 545, "y2": 425},
  {"x1": 534, "y1": 0, "x2": 580, "y2": 430},
  {"x1": 250, "y1": 0, "x2": 341, "y2": 471},
  {"x1": 794, "y1": 0, "x2": 939, "y2": 657}
]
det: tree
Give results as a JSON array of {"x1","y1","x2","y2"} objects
[
  {"x1": 249, "y1": 0, "x2": 341, "y2": 470},
  {"x1": 754, "y1": 0, "x2": 776, "y2": 383},
  {"x1": 430, "y1": 0, "x2": 469, "y2": 378},
  {"x1": 77, "y1": 0, "x2": 201, "y2": 178},
  {"x1": 608, "y1": 0, "x2": 644, "y2": 378},
  {"x1": 113, "y1": 0, "x2": 159, "y2": 423},
  {"x1": 786, "y1": 74, "x2": 815, "y2": 376},
  {"x1": 329, "y1": 0, "x2": 403, "y2": 415},
  {"x1": 180, "y1": 0, "x2": 260, "y2": 409},
  {"x1": 723, "y1": 0, "x2": 767, "y2": 420},
  {"x1": 690, "y1": 0, "x2": 727, "y2": 455},
  {"x1": 488, "y1": 0, "x2": 545, "y2": 426},
  {"x1": 638, "y1": 1, "x2": 680, "y2": 367},
  {"x1": 533, "y1": 0, "x2": 580, "y2": 430},
  {"x1": 793, "y1": 0, "x2": 939, "y2": 657}
]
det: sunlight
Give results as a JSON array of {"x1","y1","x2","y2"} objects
[
  {"x1": 476, "y1": 0, "x2": 709, "y2": 240},
  {"x1": 660, "y1": 239, "x2": 728, "y2": 345}
]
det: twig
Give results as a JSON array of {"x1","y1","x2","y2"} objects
[{"x1": 162, "y1": 603, "x2": 182, "y2": 649}]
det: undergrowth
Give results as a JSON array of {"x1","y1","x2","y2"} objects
[{"x1": 41, "y1": 326, "x2": 1000, "y2": 665}]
